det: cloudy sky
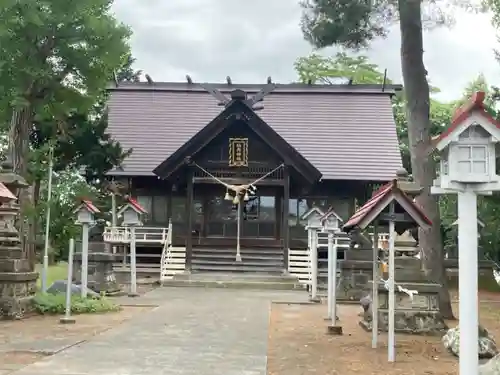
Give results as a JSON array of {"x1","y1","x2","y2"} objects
[{"x1": 112, "y1": 0, "x2": 499, "y2": 102}]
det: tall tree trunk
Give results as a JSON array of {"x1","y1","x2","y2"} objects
[
  {"x1": 398, "y1": 0, "x2": 454, "y2": 319},
  {"x1": 9, "y1": 106, "x2": 34, "y2": 269}
]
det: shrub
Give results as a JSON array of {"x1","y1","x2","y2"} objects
[{"x1": 32, "y1": 292, "x2": 121, "y2": 315}]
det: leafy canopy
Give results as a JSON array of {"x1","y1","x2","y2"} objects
[{"x1": 0, "y1": 0, "x2": 131, "y2": 124}]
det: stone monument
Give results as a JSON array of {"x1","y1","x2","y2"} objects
[
  {"x1": 360, "y1": 169, "x2": 447, "y2": 334},
  {"x1": 0, "y1": 160, "x2": 38, "y2": 319}
]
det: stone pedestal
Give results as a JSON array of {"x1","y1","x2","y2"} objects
[
  {"x1": 360, "y1": 254, "x2": 447, "y2": 335},
  {"x1": 338, "y1": 232, "x2": 374, "y2": 301},
  {"x1": 73, "y1": 243, "x2": 120, "y2": 295},
  {"x1": 0, "y1": 222, "x2": 38, "y2": 319},
  {"x1": 360, "y1": 280, "x2": 447, "y2": 334}
]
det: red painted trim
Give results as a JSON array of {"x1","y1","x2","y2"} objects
[
  {"x1": 436, "y1": 91, "x2": 500, "y2": 143},
  {"x1": 127, "y1": 197, "x2": 148, "y2": 214},
  {"x1": 342, "y1": 180, "x2": 432, "y2": 231},
  {"x1": 81, "y1": 199, "x2": 100, "y2": 214}
]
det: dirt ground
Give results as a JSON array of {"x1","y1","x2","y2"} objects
[
  {"x1": 0, "y1": 289, "x2": 155, "y2": 372},
  {"x1": 267, "y1": 291, "x2": 500, "y2": 375}
]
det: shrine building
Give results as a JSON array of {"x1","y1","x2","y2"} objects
[{"x1": 104, "y1": 79, "x2": 402, "y2": 275}]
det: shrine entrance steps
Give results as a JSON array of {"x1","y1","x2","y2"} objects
[
  {"x1": 161, "y1": 272, "x2": 303, "y2": 290},
  {"x1": 191, "y1": 247, "x2": 284, "y2": 274}
]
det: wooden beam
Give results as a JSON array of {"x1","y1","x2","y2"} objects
[
  {"x1": 185, "y1": 169, "x2": 194, "y2": 270},
  {"x1": 282, "y1": 167, "x2": 290, "y2": 270},
  {"x1": 378, "y1": 212, "x2": 416, "y2": 223},
  {"x1": 192, "y1": 177, "x2": 285, "y2": 186}
]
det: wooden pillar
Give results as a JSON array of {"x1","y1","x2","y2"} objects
[
  {"x1": 185, "y1": 169, "x2": 194, "y2": 271},
  {"x1": 282, "y1": 166, "x2": 290, "y2": 270}
]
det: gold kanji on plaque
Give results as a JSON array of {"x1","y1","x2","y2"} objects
[{"x1": 228, "y1": 138, "x2": 248, "y2": 167}]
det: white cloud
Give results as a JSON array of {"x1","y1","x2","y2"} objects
[{"x1": 112, "y1": 0, "x2": 500, "y2": 102}]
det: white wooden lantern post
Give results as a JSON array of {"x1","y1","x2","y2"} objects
[
  {"x1": 320, "y1": 208, "x2": 343, "y2": 334},
  {"x1": 342, "y1": 180, "x2": 431, "y2": 362},
  {"x1": 430, "y1": 91, "x2": 500, "y2": 375},
  {"x1": 301, "y1": 207, "x2": 325, "y2": 302},
  {"x1": 117, "y1": 198, "x2": 147, "y2": 297},
  {"x1": 73, "y1": 199, "x2": 100, "y2": 298}
]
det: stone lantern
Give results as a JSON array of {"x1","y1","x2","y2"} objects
[
  {"x1": 430, "y1": 91, "x2": 500, "y2": 374},
  {"x1": 0, "y1": 160, "x2": 38, "y2": 319}
]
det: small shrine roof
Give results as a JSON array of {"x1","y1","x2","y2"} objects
[
  {"x1": 342, "y1": 179, "x2": 432, "y2": 233},
  {"x1": 319, "y1": 207, "x2": 343, "y2": 223},
  {"x1": 119, "y1": 197, "x2": 148, "y2": 215},
  {"x1": 300, "y1": 206, "x2": 325, "y2": 220},
  {"x1": 74, "y1": 199, "x2": 100, "y2": 214},
  {"x1": 435, "y1": 91, "x2": 500, "y2": 145}
]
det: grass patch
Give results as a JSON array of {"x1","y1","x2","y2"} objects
[
  {"x1": 35, "y1": 263, "x2": 68, "y2": 289},
  {"x1": 32, "y1": 292, "x2": 121, "y2": 315}
]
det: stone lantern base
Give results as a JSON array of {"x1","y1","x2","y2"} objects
[
  {"x1": 73, "y1": 251, "x2": 121, "y2": 295},
  {"x1": 0, "y1": 268, "x2": 38, "y2": 319},
  {"x1": 360, "y1": 281, "x2": 448, "y2": 335}
]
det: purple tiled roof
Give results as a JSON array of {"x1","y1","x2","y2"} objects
[{"x1": 106, "y1": 82, "x2": 403, "y2": 181}]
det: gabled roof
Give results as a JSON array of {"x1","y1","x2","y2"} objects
[
  {"x1": 301, "y1": 206, "x2": 325, "y2": 220},
  {"x1": 153, "y1": 99, "x2": 321, "y2": 183},
  {"x1": 434, "y1": 91, "x2": 500, "y2": 149},
  {"x1": 0, "y1": 182, "x2": 16, "y2": 203},
  {"x1": 342, "y1": 180, "x2": 432, "y2": 233},
  {"x1": 319, "y1": 207, "x2": 344, "y2": 223},
  {"x1": 118, "y1": 197, "x2": 148, "y2": 215},
  {"x1": 106, "y1": 82, "x2": 403, "y2": 181},
  {"x1": 73, "y1": 199, "x2": 100, "y2": 214}
]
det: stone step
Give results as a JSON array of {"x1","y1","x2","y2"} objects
[
  {"x1": 161, "y1": 278, "x2": 302, "y2": 290},
  {"x1": 192, "y1": 248, "x2": 283, "y2": 256},
  {"x1": 191, "y1": 264, "x2": 283, "y2": 273},
  {"x1": 164, "y1": 272, "x2": 302, "y2": 290},
  {"x1": 192, "y1": 257, "x2": 282, "y2": 267},
  {"x1": 175, "y1": 272, "x2": 298, "y2": 283},
  {"x1": 193, "y1": 253, "x2": 282, "y2": 261}
]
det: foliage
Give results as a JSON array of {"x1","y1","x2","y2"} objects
[
  {"x1": 294, "y1": 53, "x2": 453, "y2": 172},
  {"x1": 300, "y1": 0, "x2": 484, "y2": 50},
  {"x1": 0, "y1": 0, "x2": 143, "y2": 262},
  {"x1": 32, "y1": 292, "x2": 120, "y2": 315}
]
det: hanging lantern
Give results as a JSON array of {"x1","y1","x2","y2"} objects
[
  {"x1": 232, "y1": 195, "x2": 240, "y2": 204},
  {"x1": 244, "y1": 191, "x2": 249, "y2": 201},
  {"x1": 224, "y1": 190, "x2": 231, "y2": 201}
]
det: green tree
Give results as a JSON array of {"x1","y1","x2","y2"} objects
[
  {"x1": 299, "y1": 0, "x2": 463, "y2": 317},
  {"x1": 294, "y1": 53, "x2": 453, "y2": 172},
  {"x1": 0, "y1": 0, "x2": 131, "y2": 265}
]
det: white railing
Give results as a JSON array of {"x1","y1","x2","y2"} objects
[
  {"x1": 103, "y1": 226, "x2": 169, "y2": 244},
  {"x1": 160, "y1": 220, "x2": 173, "y2": 283},
  {"x1": 288, "y1": 231, "x2": 390, "y2": 286}
]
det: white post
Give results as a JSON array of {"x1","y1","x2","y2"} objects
[
  {"x1": 236, "y1": 201, "x2": 242, "y2": 262},
  {"x1": 310, "y1": 229, "x2": 318, "y2": 301},
  {"x1": 329, "y1": 230, "x2": 338, "y2": 326},
  {"x1": 81, "y1": 223, "x2": 89, "y2": 298},
  {"x1": 327, "y1": 231, "x2": 333, "y2": 319},
  {"x1": 388, "y1": 203, "x2": 396, "y2": 362},
  {"x1": 458, "y1": 190, "x2": 478, "y2": 375},
  {"x1": 129, "y1": 227, "x2": 138, "y2": 297},
  {"x1": 372, "y1": 222, "x2": 379, "y2": 349},
  {"x1": 111, "y1": 192, "x2": 117, "y2": 254},
  {"x1": 60, "y1": 238, "x2": 75, "y2": 324},
  {"x1": 41, "y1": 146, "x2": 54, "y2": 293}
]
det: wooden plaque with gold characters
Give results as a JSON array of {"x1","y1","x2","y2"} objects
[{"x1": 228, "y1": 138, "x2": 248, "y2": 167}]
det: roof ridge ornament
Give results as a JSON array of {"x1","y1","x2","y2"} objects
[{"x1": 199, "y1": 82, "x2": 277, "y2": 111}]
